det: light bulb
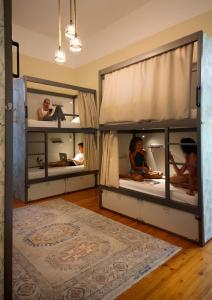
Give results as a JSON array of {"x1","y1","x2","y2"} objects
[
  {"x1": 55, "y1": 48, "x2": 66, "y2": 63},
  {"x1": 70, "y1": 36, "x2": 82, "y2": 53},
  {"x1": 65, "y1": 23, "x2": 75, "y2": 40}
]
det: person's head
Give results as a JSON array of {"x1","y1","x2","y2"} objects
[
  {"x1": 129, "y1": 137, "x2": 143, "y2": 153},
  {"x1": 180, "y1": 138, "x2": 197, "y2": 154},
  {"x1": 78, "y1": 142, "x2": 84, "y2": 153},
  {"x1": 43, "y1": 98, "x2": 51, "y2": 111}
]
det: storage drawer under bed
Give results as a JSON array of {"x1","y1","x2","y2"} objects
[
  {"x1": 28, "y1": 174, "x2": 96, "y2": 201},
  {"x1": 101, "y1": 189, "x2": 199, "y2": 242}
]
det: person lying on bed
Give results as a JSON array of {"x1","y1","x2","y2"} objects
[
  {"x1": 169, "y1": 137, "x2": 198, "y2": 196},
  {"x1": 37, "y1": 98, "x2": 66, "y2": 121},
  {"x1": 49, "y1": 143, "x2": 84, "y2": 167},
  {"x1": 128, "y1": 136, "x2": 163, "y2": 181}
]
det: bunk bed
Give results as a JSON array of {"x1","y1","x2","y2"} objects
[
  {"x1": 99, "y1": 31, "x2": 212, "y2": 245},
  {"x1": 13, "y1": 76, "x2": 98, "y2": 202}
]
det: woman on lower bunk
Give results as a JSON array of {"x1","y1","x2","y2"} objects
[
  {"x1": 127, "y1": 136, "x2": 163, "y2": 181},
  {"x1": 169, "y1": 137, "x2": 198, "y2": 196}
]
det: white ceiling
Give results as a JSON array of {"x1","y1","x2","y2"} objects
[
  {"x1": 13, "y1": 0, "x2": 149, "y2": 39},
  {"x1": 12, "y1": 0, "x2": 212, "y2": 68}
]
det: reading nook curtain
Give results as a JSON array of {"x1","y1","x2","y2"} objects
[
  {"x1": 84, "y1": 134, "x2": 98, "y2": 170},
  {"x1": 78, "y1": 91, "x2": 98, "y2": 128},
  {"x1": 100, "y1": 132, "x2": 119, "y2": 188},
  {"x1": 100, "y1": 43, "x2": 194, "y2": 123}
]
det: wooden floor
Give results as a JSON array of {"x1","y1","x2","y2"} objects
[{"x1": 14, "y1": 188, "x2": 212, "y2": 300}]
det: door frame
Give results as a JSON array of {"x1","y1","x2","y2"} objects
[{"x1": 4, "y1": 0, "x2": 13, "y2": 298}]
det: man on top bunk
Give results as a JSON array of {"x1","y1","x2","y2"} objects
[
  {"x1": 49, "y1": 142, "x2": 84, "y2": 167},
  {"x1": 37, "y1": 98, "x2": 66, "y2": 121}
]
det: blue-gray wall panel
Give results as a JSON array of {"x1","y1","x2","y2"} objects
[{"x1": 201, "y1": 33, "x2": 212, "y2": 243}]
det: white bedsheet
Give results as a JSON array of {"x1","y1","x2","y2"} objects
[
  {"x1": 28, "y1": 119, "x2": 81, "y2": 128},
  {"x1": 29, "y1": 165, "x2": 85, "y2": 180},
  {"x1": 119, "y1": 178, "x2": 198, "y2": 206}
]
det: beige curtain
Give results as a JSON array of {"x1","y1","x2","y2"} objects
[
  {"x1": 84, "y1": 134, "x2": 98, "y2": 170},
  {"x1": 100, "y1": 131, "x2": 119, "y2": 188},
  {"x1": 78, "y1": 91, "x2": 98, "y2": 128},
  {"x1": 100, "y1": 43, "x2": 194, "y2": 123}
]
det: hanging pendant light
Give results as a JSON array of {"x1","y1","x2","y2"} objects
[
  {"x1": 55, "y1": 0, "x2": 66, "y2": 63},
  {"x1": 70, "y1": 34, "x2": 82, "y2": 52},
  {"x1": 65, "y1": 0, "x2": 75, "y2": 40},
  {"x1": 70, "y1": 0, "x2": 82, "y2": 53},
  {"x1": 65, "y1": 23, "x2": 75, "y2": 40},
  {"x1": 55, "y1": 47, "x2": 66, "y2": 63}
]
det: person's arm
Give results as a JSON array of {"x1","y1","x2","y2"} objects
[
  {"x1": 72, "y1": 153, "x2": 84, "y2": 165},
  {"x1": 169, "y1": 152, "x2": 187, "y2": 175},
  {"x1": 72, "y1": 159, "x2": 84, "y2": 165},
  {"x1": 129, "y1": 152, "x2": 148, "y2": 172},
  {"x1": 37, "y1": 108, "x2": 44, "y2": 121},
  {"x1": 143, "y1": 150, "x2": 150, "y2": 171},
  {"x1": 37, "y1": 107, "x2": 52, "y2": 121},
  {"x1": 187, "y1": 153, "x2": 197, "y2": 195}
]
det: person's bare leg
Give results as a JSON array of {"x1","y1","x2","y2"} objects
[
  {"x1": 130, "y1": 173, "x2": 144, "y2": 181},
  {"x1": 170, "y1": 174, "x2": 189, "y2": 188},
  {"x1": 120, "y1": 173, "x2": 144, "y2": 181},
  {"x1": 119, "y1": 174, "x2": 131, "y2": 179},
  {"x1": 144, "y1": 171, "x2": 163, "y2": 179},
  {"x1": 48, "y1": 160, "x2": 67, "y2": 167}
]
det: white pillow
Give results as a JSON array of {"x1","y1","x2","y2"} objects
[{"x1": 71, "y1": 117, "x2": 80, "y2": 124}]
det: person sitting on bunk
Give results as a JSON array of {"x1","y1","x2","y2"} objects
[
  {"x1": 49, "y1": 142, "x2": 84, "y2": 167},
  {"x1": 169, "y1": 137, "x2": 198, "y2": 196},
  {"x1": 128, "y1": 136, "x2": 163, "y2": 181},
  {"x1": 37, "y1": 98, "x2": 66, "y2": 121}
]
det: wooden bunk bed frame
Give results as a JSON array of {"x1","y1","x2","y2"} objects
[
  {"x1": 98, "y1": 31, "x2": 212, "y2": 245},
  {"x1": 13, "y1": 76, "x2": 98, "y2": 203}
]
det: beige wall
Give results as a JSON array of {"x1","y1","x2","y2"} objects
[
  {"x1": 74, "y1": 9, "x2": 212, "y2": 90},
  {"x1": 19, "y1": 54, "x2": 76, "y2": 85}
]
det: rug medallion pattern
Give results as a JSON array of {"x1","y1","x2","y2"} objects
[{"x1": 13, "y1": 199, "x2": 181, "y2": 299}]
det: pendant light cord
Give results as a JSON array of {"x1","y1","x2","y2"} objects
[
  {"x1": 74, "y1": 0, "x2": 77, "y2": 36},
  {"x1": 70, "y1": 0, "x2": 72, "y2": 23},
  {"x1": 58, "y1": 0, "x2": 62, "y2": 48}
]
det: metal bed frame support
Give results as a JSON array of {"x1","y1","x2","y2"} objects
[
  {"x1": 98, "y1": 31, "x2": 204, "y2": 244},
  {"x1": 14, "y1": 76, "x2": 98, "y2": 203}
]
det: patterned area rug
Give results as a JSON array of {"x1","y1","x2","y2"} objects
[{"x1": 13, "y1": 199, "x2": 181, "y2": 299}]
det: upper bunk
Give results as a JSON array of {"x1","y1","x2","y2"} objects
[
  {"x1": 99, "y1": 31, "x2": 203, "y2": 131},
  {"x1": 13, "y1": 76, "x2": 98, "y2": 133}
]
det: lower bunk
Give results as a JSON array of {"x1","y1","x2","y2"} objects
[
  {"x1": 120, "y1": 178, "x2": 198, "y2": 206},
  {"x1": 100, "y1": 179, "x2": 200, "y2": 243},
  {"x1": 28, "y1": 165, "x2": 85, "y2": 180}
]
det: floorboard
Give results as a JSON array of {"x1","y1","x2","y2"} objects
[{"x1": 13, "y1": 188, "x2": 212, "y2": 300}]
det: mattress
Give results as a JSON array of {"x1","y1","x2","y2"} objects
[
  {"x1": 28, "y1": 119, "x2": 81, "y2": 128},
  {"x1": 119, "y1": 178, "x2": 198, "y2": 206},
  {"x1": 28, "y1": 165, "x2": 85, "y2": 180}
]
